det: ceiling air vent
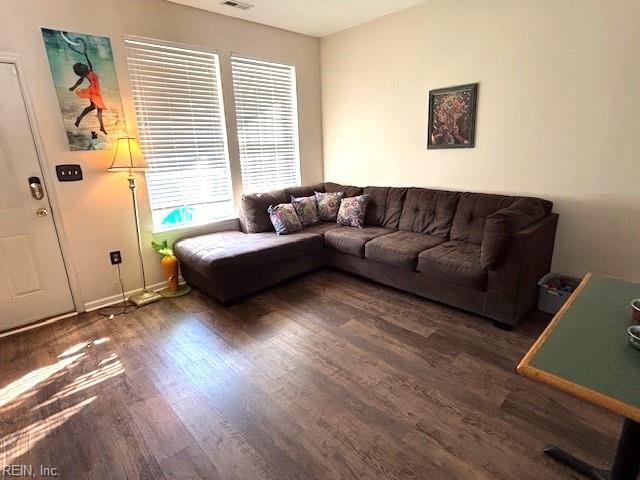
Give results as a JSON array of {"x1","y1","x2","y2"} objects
[{"x1": 221, "y1": 0, "x2": 253, "y2": 10}]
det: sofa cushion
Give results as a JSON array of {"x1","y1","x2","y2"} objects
[
  {"x1": 324, "y1": 182, "x2": 363, "y2": 198},
  {"x1": 315, "y1": 191, "x2": 344, "y2": 222},
  {"x1": 268, "y1": 203, "x2": 303, "y2": 235},
  {"x1": 290, "y1": 195, "x2": 320, "y2": 227},
  {"x1": 481, "y1": 197, "x2": 548, "y2": 269},
  {"x1": 324, "y1": 226, "x2": 393, "y2": 257},
  {"x1": 417, "y1": 241, "x2": 487, "y2": 290},
  {"x1": 174, "y1": 230, "x2": 322, "y2": 278},
  {"x1": 285, "y1": 183, "x2": 324, "y2": 198},
  {"x1": 239, "y1": 189, "x2": 287, "y2": 233},
  {"x1": 302, "y1": 222, "x2": 341, "y2": 236},
  {"x1": 365, "y1": 231, "x2": 446, "y2": 270},
  {"x1": 399, "y1": 188, "x2": 460, "y2": 236},
  {"x1": 363, "y1": 186, "x2": 408, "y2": 229},
  {"x1": 337, "y1": 194, "x2": 370, "y2": 228},
  {"x1": 384, "y1": 187, "x2": 409, "y2": 229},
  {"x1": 363, "y1": 186, "x2": 388, "y2": 226}
]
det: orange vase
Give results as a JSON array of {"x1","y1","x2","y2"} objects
[{"x1": 161, "y1": 255, "x2": 179, "y2": 291}]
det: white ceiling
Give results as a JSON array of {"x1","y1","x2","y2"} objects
[{"x1": 165, "y1": 0, "x2": 427, "y2": 37}]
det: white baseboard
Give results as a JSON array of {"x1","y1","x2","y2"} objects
[
  {"x1": 0, "y1": 279, "x2": 187, "y2": 339},
  {"x1": 83, "y1": 276, "x2": 186, "y2": 312},
  {"x1": 84, "y1": 281, "x2": 168, "y2": 312},
  {"x1": 0, "y1": 311, "x2": 78, "y2": 339}
]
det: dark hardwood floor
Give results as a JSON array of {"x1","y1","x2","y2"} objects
[{"x1": 0, "y1": 269, "x2": 620, "y2": 479}]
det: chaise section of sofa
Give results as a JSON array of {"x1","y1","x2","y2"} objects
[
  {"x1": 174, "y1": 230, "x2": 324, "y2": 304},
  {"x1": 174, "y1": 181, "x2": 558, "y2": 326}
]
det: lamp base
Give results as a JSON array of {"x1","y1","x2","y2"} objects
[
  {"x1": 158, "y1": 285, "x2": 192, "y2": 298},
  {"x1": 129, "y1": 290, "x2": 162, "y2": 307}
]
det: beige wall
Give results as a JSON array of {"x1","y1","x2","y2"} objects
[
  {"x1": 321, "y1": 0, "x2": 640, "y2": 281},
  {"x1": 1, "y1": 0, "x2": 323, "y2": 309}
]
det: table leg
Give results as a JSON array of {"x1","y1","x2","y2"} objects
[
  {"x1": 543, "y1": 446, "x2": 608, "y2": 480},
  {"x1": 610, "y1": 418, "x2": 640, "y2": 480},
  {"x1": 543, "y1": 418, "x2": 640, "y2": 480}
]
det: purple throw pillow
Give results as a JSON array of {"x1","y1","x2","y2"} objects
[{"x1": 267, "y1": 203, "x2": 303, "y2": 235}]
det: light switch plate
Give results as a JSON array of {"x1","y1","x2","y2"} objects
[{"x1": 56, "y1": 164, "x2": 83, "y2": 181}]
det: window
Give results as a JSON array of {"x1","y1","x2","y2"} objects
[
  {"x1": 125, "y1": 37, "x2": 234, "y2": 230},
  {"x1": 231, "y1": 55, "x2": 301, "y2": 193}
]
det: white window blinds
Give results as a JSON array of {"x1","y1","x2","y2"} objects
[
  {"x1": 125, "y1": 37, "x2": 234, "y2": 231},
  {"x1": 231, "y1": 55, "x2": 301, "y2": 193}
]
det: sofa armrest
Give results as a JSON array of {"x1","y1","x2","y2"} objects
[
  {"x1": 484, "y1": 213, "x2": 559, "y2": 324},
  {"x1": 481, "y1": 198, "x2": 548, "y2": 269}
]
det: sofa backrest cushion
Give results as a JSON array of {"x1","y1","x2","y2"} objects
[
  {"x1": 363, "y1": 186, "x2": 407, "y2": 229},
  {"x1": 451, "y1": 193, "x2": 527, "y2": 244},
  {"x1": 363, "y1": 186, "x2": 387, "y2": 226},
  {"x1": 285, "y1": 183, "x2": 324, "y2": 199},
  {"x1": 324, "y1": 182, "x2": 363, "y2": 198},
  {"x1": 239, "y1": 189, "x2": 287, "y2": 233},
  {"x1": 398, "y1": 188, "x2": 460, "y2": 237}
]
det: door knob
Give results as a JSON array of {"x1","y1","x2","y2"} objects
[
  {"x1": 36, "y1": 208, "x2": 48, "y2": 217},
  {"x1": 28, "y1": 176, "x2": 44, "y2": 200}
]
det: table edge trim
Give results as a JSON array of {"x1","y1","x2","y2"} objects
[{"x1": 517, "y1": 363, "x2": 640, "y2": 422}]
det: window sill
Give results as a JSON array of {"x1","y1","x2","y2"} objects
[{"x1": 151, "y1": 217, "x2": 239, "y2": 239}]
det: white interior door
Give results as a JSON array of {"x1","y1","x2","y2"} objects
[{"x1": 0, "y1": 62, "x2": 74, "y2": 331}]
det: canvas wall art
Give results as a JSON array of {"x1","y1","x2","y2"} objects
[
  {"x1": 427, "y1": 83, "x2": 478, "y2": 149},
  {"x1": 41, "y1": 28, "x2": 127, "y2": 151}
]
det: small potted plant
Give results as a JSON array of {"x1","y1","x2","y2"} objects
[{"x1": 151, "y1": 239, "x2": 178, "y2": 292}]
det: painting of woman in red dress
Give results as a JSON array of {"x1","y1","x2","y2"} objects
[
  {"x1": 41, "y1": 28, "x2": 126, "y2": 150},
  {"x1": 69, "y1": 51, "x2": 107, "y2": 135}
]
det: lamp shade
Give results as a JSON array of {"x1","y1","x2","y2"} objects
[{"x1": 108, "y1": 137, "x2": 148, "y2": 172}]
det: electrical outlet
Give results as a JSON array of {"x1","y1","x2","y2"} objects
[{"x1": 109, "y1": 251, "x2": 122, "y2": 265}]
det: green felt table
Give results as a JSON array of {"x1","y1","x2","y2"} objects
[{"x1": 518, "y1": 272, "x2": 640, "y2": 422}]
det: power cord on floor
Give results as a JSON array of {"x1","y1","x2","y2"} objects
[{"x1": 96, "y1": 263, "x2": 138, "y2": 319}]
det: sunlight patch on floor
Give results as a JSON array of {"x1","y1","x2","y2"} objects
[
  {"x1": 0, "y1": 354, "x2": 84, "y2": 408},
  {"x1": 57, "y1": 342, "x2": 89, "y2": 358},
  {"x1": 0, "y1": 396, "x2": 96, "y2": 464},
  {"x1": 98, "y1": 352, "x2": 117, "y2": 365},
  {"x1": 57, "y1": 337, "x2": 110, "y2": 358},
  {"x1": 31, "y1": 356, "x2": 124, "y2": 411}
]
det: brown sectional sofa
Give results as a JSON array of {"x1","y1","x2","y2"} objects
[{"x1": 174, "y1": 182, "x2": 558, "y2": 328}]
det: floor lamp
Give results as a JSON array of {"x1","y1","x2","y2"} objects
[{"x1": 108, "y1": 137, "x2": 161, "y2": 307}]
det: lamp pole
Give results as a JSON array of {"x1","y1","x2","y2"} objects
[
  {"x1": 128, "y1": 173, "x2": 146, "y2": 290},
  {"x1": 127, "y1": 171, "x2": 161, "y2": 306},
  {"x1": 109, "y1": 137, "x2": 161, "y2": 307}
]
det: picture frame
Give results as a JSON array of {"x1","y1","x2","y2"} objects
[
  {"x1": 41, "y1": 28, "x2": 127, "y2": 151},
  {"x1": 427, "y1": 83, "x2": 478, "y2": 149}
]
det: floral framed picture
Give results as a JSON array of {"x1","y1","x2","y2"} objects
[{"x1": 427, "y1": 83, "x2": 478, "y2": 149}]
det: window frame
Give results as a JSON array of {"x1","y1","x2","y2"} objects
[
  {"x1": 230, "y1": 52, "x2": 302, "y2": 194},
  {"x1": 125, "y1": 35, "x2": 235, "y2": 233}
]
